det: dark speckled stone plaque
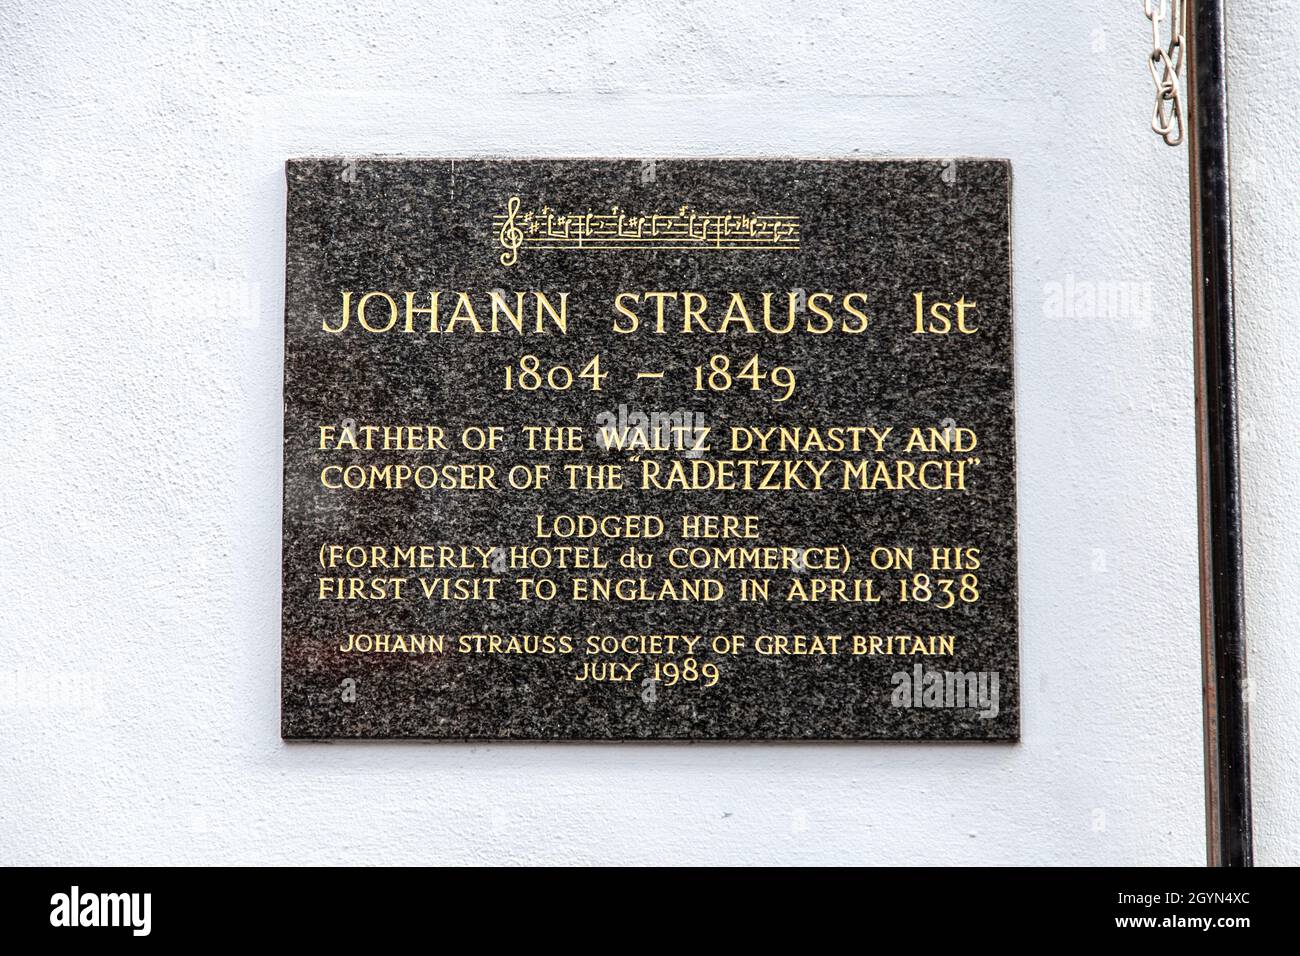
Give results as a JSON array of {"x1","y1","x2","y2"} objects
[{"x1": 282, "y1": 158, "x2": 1017, "y2": 740}]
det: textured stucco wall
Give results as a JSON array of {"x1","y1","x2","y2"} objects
[
  {"x1": 0, "y1": 1, "x2": 1292, "y2": 865},
  {"x1": 1227, "y1": 1, "x2": 1300, "y2": 867}
]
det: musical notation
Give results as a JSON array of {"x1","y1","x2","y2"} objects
[{"x1": 494, "y1": 195, "x2": 801, "y2": 267}]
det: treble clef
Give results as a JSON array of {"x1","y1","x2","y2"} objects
[{"x1": 498, "y1": 195, "x2": 524, "y2": 267}]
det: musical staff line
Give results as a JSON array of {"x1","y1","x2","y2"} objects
[{"x1": 494, "y1": 195, "x2": 801, "y2": 267}]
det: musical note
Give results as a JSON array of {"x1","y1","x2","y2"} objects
[{"x1": 492, "y1": 196, "x2": 799, "y2": 266}]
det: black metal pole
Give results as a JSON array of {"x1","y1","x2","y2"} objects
[{"x1": 1186, "y1": 0, "x2": 1253, "y2": 867}]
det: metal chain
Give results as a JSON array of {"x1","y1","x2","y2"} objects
[{"x1": 1146, "y1": 0, "x2": 1187, "y2": 145}]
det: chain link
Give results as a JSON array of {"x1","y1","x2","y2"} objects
[{"x1": 1145, "y1": 0, "x2": 1187, "y2": 146}]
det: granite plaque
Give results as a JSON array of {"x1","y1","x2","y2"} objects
[{"x1": 282, "y1": 158, "x2": 1017, "y2": 740}]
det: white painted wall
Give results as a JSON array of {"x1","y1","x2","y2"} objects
[
  {"x1": 0, "y1": 0, "x2": 1293, "y2": 865},
  {"x1": 1228, "y1": 2, "x2": 1300, "y2": 867}
]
